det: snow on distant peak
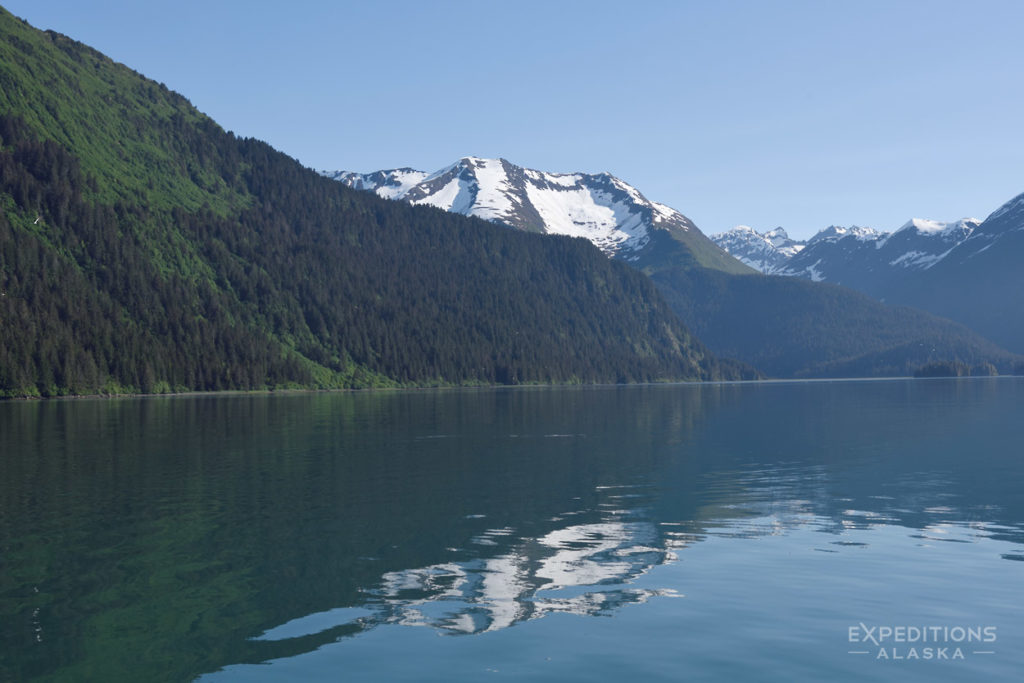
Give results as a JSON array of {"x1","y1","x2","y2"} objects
[
  {"x1": 901, "y1": 218, "x2": 947, "y2": 234},
  {"x1": 895, "y1": 217, "x2": 980, "y2": 237},
  {"x1": 764, "y1": 227, "x2": 798, "y2": 250},
  {"x1": 809, "y1": 225, "x2": 882, "y2": 244},
  {"x1": 327, "y1": 157, "x2": 700, "y2": 259},
  {"x1": 728, "y1": 225, "x2": 758, "y2": 235},
  {"x1": 710, "y1": 225, "x2": 805, "y2": 273},
  {"x1": 322, "y1": 168, "x2": 428, "y2": 200}
]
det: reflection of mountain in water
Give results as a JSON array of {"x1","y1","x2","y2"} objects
[
  {"x1": 253, "y1": 484, "x2": 683, "y2": 642},
  {"x1": 370, "y1": 518, "x2": 676, "y2": 635}
]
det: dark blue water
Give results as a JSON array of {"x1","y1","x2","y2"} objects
[{"x1": 1, "y1": 379, "x2": 1022, "y2": 681}]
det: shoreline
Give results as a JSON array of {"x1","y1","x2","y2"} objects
[{"x1": 4, "y1": 374, "x2": 1019, "y2": 403}]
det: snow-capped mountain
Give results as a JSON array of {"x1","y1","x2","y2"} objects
[
  {"x1": 710, "y1": 226, "x2": 804, "y2": 273},
  {"x1": 890, "y1": 191, "x2": 1024, "y2": 353},
  {"x1": 934, "y1": 192, "x2": 1024, "y2": 265},
  {"x1": 713, "y1": 218, "x2": 979, "y2": 288},
  {"x1": 875, "y1": 218, "x2": 978, "y2": 269},
  {"x1": 327, "y1": 157, "x2": 685, "y2": 257},
  {"x1": 325, "y1": 157, "x2": 750, "y2": 274},
  {"x1": 774, "y1": 219, "x2": 978, "y2": 290}
]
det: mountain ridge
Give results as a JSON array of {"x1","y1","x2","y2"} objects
[
  {"x1": 327, "y1": 157, "x2": 753, "y2": 275},
  {"x1": 711, "y1": 193, "x2": 1023, "y2": 352},
  {"x1": 711, "y1": 216, "x2": 986, "y2": 280},
  {"x1": 890, "y1": 191, "x2": 1024, "y2": 352}
]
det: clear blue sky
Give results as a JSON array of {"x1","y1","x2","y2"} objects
[{"x1": 5, "y1": 0, "x2": 1023, "y2": 239}]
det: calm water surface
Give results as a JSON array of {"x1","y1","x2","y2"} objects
[{"x1": 1, "y1": 379, "x2": 1022, "y2": 681}]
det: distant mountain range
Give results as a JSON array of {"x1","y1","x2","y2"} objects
[
  {"x1": 711, "y1": 218, "x2": 979, "y2": 282},
  {"x1": 711, "y1": 197, "x2": 1024, "y2": 353},
  {"x1": 332, "y1": 160, "x2": 1024, "y2": 377}
]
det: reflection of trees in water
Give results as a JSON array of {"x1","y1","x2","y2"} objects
[{"x1": 0, "y1": 387, "x2": 719, "y2": 681}]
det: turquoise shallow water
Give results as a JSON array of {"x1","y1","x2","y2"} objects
[{"x1": 1, "y1": 379, "x2": 1022, "y2": 681}]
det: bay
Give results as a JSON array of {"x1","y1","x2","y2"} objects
[{"x1": 1, "y1": 379, "x2": 1022, "y2": 681}]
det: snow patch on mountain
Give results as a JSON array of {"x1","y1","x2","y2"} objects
[
  {"x1": 805, "y1": 259, "x2": 825, "y2": 282},
  {"x1": 476, "y1": 160, "x2": 516, "y2": 217},
  {"x1": 889, "y1": 250, "x2": 941, "y2": 269},
  {"x1": 529, "y1": 185, "x2": 611, "y2": 235},
  {"x1": 413, "y1": 175, "x2": 475, "y2": 214}
]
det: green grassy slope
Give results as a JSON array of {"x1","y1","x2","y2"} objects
[
  {"x1": 0, "y1": 11, "x2": 245, "y2": 212},
  {"x1": 633, "y1": 220, "x2": 755, "y2": 276}
]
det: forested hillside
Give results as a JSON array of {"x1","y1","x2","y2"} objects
[
  {"x1": 0, "y1": 9, "x2": 752, "y2": 397},
  {"x1": 884, "y1": 195, "x2": 1024, "y2": 355},
  {"x1": 650, "y1": 266, "x2": 1023, "y2": 378}
]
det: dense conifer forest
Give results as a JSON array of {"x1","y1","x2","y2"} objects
[{"x1": 0, "y1": 10, "x2": 753, "y2": 397}]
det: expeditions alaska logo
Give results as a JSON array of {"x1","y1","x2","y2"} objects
[{"x1": 848, "y1": 624, "x2": 997, "y2": 661}]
